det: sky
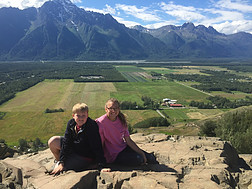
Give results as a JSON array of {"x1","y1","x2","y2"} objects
[{"x1": 1, "y1": 0, "x2": 252, "y2": 35}]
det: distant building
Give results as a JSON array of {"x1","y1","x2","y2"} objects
[
  {"x1": 168, "y1": 100, "x2": 177, "y2": 104},
  {"x1": 163, "y1": 98, "x2": 170, "y2": 102},
  {"x1": 169, "y1": 104, "x2": 183, "y2": 107}
]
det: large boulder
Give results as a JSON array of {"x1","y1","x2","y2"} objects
[{"x1": 0, "y1": 134, "x2": 251, "y2": 189}]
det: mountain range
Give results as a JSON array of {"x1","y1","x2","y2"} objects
[{"x1": 0, "y1": 0, "x2": 252, "y2": 61}]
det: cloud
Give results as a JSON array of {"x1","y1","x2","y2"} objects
[
  {"x1": 115, "y1": 4, "x2": 161, "y2": 22},
  {"x1": 215, "y1": 0, "x2": 252, "y2": 13},
  {"x1": 145, "y1": 20, "x2": 178, "y2": 29},
  {"x1": 159, "y1": 2, "x2": 206, "y2": 22},
  {"x1": 0, "y1": 0, "x2": 47, "y2": 9},
  {"x1": 71, "y1": 0, "x2": 81, "y2": 3},
  {"x1": 0, "y1": 0, "x2": 81, "y2": 9},
  {"x1": 213, "y1": 20, "x2": 252, "y2": 34},
  {"x1": 113, "y1": 16, "x2": 141, "y2": 27},
  {"x1": 82, "y1": 7, "x2": 107, "y2": 14},
  {"x1": 104, "y1": 4, "x2": 116, "y2": 15}
]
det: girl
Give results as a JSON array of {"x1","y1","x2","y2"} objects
[{"x1": 96, "y1": 98, "x2": 158, "y2": 166}]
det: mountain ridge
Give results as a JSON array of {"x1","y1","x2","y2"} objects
[{"x1": 0, "y1": 0, "x2": 252, "y2": 60}]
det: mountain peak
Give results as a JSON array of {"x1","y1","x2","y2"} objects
[
  {"x1": 52, "y1": 0, "x2": 72, "y2": 4},
  {"x1": 181, "y1": 22, "x2": 195, "y2": 30}
]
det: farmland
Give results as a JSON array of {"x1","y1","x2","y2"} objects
[{"x1": 0, "y1": 62, "x2": 252, "y2": 145}]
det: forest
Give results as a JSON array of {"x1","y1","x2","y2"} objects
[
  {"x1": 0, "y1": 61, "x2": 127, "y2": 105},
  {"x1": 164, "y1": 69, "x2": 252, "y2": 93}
]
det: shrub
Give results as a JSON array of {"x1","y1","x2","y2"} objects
[
  {"x1": 134, "y1": 117, "x2": 170, "y2": 128},
  {"x1": 199, "y1": 120, "x2": 217, "y2": 137},
  {"x1": 45, "y1": 108, "x2": 64, "y2": 113}
]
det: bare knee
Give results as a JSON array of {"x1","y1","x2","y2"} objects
[{"x1": 48, "y1": 136, "x2": 61, "y2": 150}]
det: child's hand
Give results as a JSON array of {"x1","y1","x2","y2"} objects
[{"x1": 50, "y1": 163, "x2": 64, "y2": 176}]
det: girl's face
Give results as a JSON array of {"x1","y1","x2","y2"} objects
[{"x1": 105, "y1": 101, "x2": 120, "y2": 121}]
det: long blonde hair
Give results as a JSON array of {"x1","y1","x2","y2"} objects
[{"x1": 106, "y1": 98, "x2": 127, "y2": 127}]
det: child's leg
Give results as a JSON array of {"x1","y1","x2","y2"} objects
[
  {"x1": 64, "y1": 153, "x2": 94, "y2": 172},
  {"x1": 48, "y1": 136, "x2": 61, "y2": 161},
  {"x1": 114, "y1": 146, "x2": 144, "y2": 166},
  {"x1": 144, "y1": 151, "x2": 159, "y2": 164}
]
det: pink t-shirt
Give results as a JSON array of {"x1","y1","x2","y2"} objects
[{"x1": 96, "y1": 114, "x2": 130, "y2": 163}]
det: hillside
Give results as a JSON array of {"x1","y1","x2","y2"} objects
[
  {"x1": 195, "y1": 105, "x2": 252, "y2": 154},
  {"x1": 0, "y1": 0, "x2": 252, "y2": 60}
]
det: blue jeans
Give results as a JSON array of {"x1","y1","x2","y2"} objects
[{"x1": 114, "y1": 145, "x2": 158, "y2": 166}]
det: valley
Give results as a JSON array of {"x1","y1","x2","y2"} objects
[{"x1": 0, "y1": 61, "x2": 251, "y2": 147}]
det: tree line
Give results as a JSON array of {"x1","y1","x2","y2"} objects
[
  {"x1": 120, "y1": 96, "x2": 160, "y2": 110},
  {"x1": 164, "y1": 69, "x2": 252, "y2": 93},
  {"x1": 0, "y1": 62, "x2": 127, "y2": 105},
  {"x1": 190, "y1": 96, "x2": 252, "y2": 109}
]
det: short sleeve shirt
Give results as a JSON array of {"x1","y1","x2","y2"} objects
[{"x1": 96, "y1": 114, "x2": 130, "y2": 163}]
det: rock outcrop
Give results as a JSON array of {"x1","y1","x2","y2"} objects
[
  {"x1": 0, "y1": 143, "x2": 16, "y2": 160},
  {"x1": 0, "y1": 133, "x2": 251, "y2": 189}
]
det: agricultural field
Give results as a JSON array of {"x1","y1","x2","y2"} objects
[
  {"x1": 0, "y1": 63, "x2": 251, "y2": 145},
  {"x1": 112, "y1": 80, "x2": 210, "y2": 105},
  {"x1": 0, "y1": 77, "x2": 217, "y2": 145},
  {"x1": 143, "y1": 66, "x2": 209, "y2": 75}
]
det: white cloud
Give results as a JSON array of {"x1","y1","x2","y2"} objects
[
  {"x1": 213, "y1": 20, "x2": 252, "y2": 34},
  {"x1": 145, "y1": 21, "x2": 178, "y2": 29},
  {"x1": 113, "y1": 16, "x2": 141, "y2": 27},
  {"x1": 104, "y1": 4, "x2": 116, "y2": 15},
  {"x1": 0, "y1": 0, "x2": 81, "y2": 9},
  {"x1": 160, "y1": 2, "x2": 206, "y2": 21},
  {"x1": 82, "y1": 7, "x2": 106, "y2": 14},
  {"x1": 71, "y1": 0, "x2": 81, "y2": 3},
  {"x1": 0, "y1": 0, "x2": 47, "y2": 9},
  {"x1": 115, "y1": 4, "x2": 161, "y2": 22},
  {"x1": 81, "y1": 5, "x2": 116, "y2": 16},
  {"x1": 215, "y1": 0, "x2": 252, "y2": 13}
]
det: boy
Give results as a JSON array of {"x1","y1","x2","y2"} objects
[{"x1": 48, "y1": 103, "x2": 106, "y2": 175}]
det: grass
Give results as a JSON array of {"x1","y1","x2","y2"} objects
[
  {"x1": 0, "y1": 80, "x2": 71, "y2": 112},
  {"x1": 0, "y1": 80, "x2": 119, "y2": 145},
  {"x1": 142, "y1": 67, "x2": 176, "y2": 74},
  {"x1": 113, "y1": 80, "x2": 209, "y2": 105},
  {"x1": 0, "y1": 76, "x2": 225, "y2": 145},
  {"x1": 211, "y1": 91, "x2": 252, "y2": 100},
  {"x1": 120, "y1": 72, "x2": 148, "y2": 82}
]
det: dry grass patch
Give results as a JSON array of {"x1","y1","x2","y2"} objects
[
  {"x1": 187, "y1": 112, "x2": 207, "y2": 119},
  {"x1": 0, "y1": 80, "x2": 72, "y2": 112}
]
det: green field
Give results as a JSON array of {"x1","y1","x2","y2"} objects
[
  {"x1": 120, "y1": 72, "x2": 148, "y2": 82},
  {"x1": 3, "y1": 63, "x2": 250, "y2": 145},
  {"x1": 0, "y1": 78, "x2": 216, "y2": 145}
]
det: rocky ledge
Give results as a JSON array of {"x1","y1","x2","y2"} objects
[{"x1": 0, "y1": 133, "x2": 251, "y2": 189}]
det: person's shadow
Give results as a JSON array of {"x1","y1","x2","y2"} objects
[{"x1": 106, "y1": 162, "x2": 177, "y2": 173}]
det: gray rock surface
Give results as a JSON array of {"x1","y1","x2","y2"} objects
[{"x1": 0, "y1": 133, "x2": 251, "y2": 189}]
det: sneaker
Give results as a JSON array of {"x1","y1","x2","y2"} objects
[
  {"x1": 146, "y1": 153, "x2": 159, "y2": 164},
  {"x1": 45, "y1": 160, "x2": 60, "y2": 174}
]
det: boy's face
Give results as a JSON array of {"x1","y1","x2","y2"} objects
[{"x1": 73, "y1": 110, "x2": 88, "y2": 126}]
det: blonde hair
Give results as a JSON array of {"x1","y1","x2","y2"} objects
[
  {"x1": 106, "y1": 98, "x2": 127, "y2": 127},
  {"x1": 72, "y1": 103, "x2": 88, "y2": 114}
]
